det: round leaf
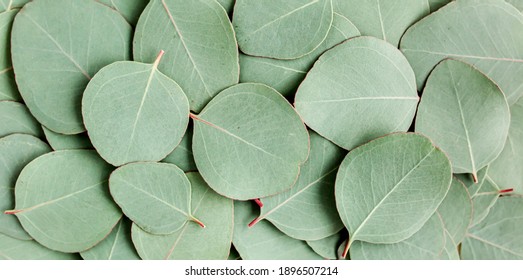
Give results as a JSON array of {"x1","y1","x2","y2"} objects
[
  {"x1": 133, "y1": 0, "x2": 239, "y2": 112},
  {"x1": 0, "y1": 233, "x2": 79, "y2": 260},
  {"x1": 335, "y1": 133, "x2": 452, "y2": 251},
  {"x1": 109, "y1": 162, "x2": 198, "y2": 235},
  {"x1": 131, "y1": 173, "x2": 233, "y2": 260},
  {"x1": 415, "y1": 59, "x2": 510, "y2": 179},
  {"x1": 80, "y1": 218, "x2": 140, "y2": 260},
  {"x1": 10, "y1": 150, "x2": 122, "y2": 253},
  {"x1": 0, "y1": 101, "x2": 43, "y2": 138},
  {"x1": 0, "y1": 9, "x2": 20, "y2": 102},
  {"x1": 192, "y1": 83, "x2": 309, "y2": 200},
  {"x1": 82, "y1": 55, "x2": 189, "y2": 166},
  {"x1": 11, "y1": 0, "x2": 132, "y2": 134},
  {"x1": 295, "y1": 36, "x2": 419, "y2": 151},
  {"x1": 42, "y1": 126, "x2": 92, "y2": 151}
]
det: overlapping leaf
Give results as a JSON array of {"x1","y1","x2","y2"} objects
[
  {"x1": 0, "y1": 9, "x2": 19, "y2": 102},
  {"x1": 0, "y1": 101, "x2": 43, "y2": 138},
  {"x1": 162, "y1": 125, "x2": 197, "y2": 172},
  {"x1": 0, "y1": 233, "x2": 79, "y2": 260},
  {"x1": 97, "y1": 0, "x2": 148, "y2": 25},
  {"x1": 42, "y1": 126, "x2": 92, "y2": 151},
  {"x1": 80, "y1": 218, "x2": 140, "y2": 260}
]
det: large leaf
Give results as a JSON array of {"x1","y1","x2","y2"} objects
[
  {"x1": 295, "y1": 37, "x2": 419, "y2": 151},
  {"x1": 192, "y1": 83, "x2": 309, "y2": 200},
  {"x1": 462, "y1": 196, "x2": 523, "y2": 259},
  {"x1": 306, "y1": 231, "x2": 345, "y2": 259},
  {"x1": 436, "y1": 178, "x2": 472, "y2": 245},
  {"x1": 162, "y1": 125, "x2": 197, "y2": 172},
  {"x1": 415, "y1": 59, "x2": 510, "y2": 180},
  {"x1": 109, "y1": 162, "x2": 202, "y2": 234},
  {"x1": 335, "y1": 133, "x2": 452, "y2": 254},
  {"x1": 0, "y1": 134, "x2": 50, "y2": 240},
  {"x1": 11, "y1": 0, "x2": 132, "y2": 134},
  {"x1": 80, "y1": 218, "x2": 140, "y2": 260},
  {"x1": 400, "y1": 0, "x2": 523, "y2": 105},
  {"x1": 131, "y1": 173, "x2": 233, "y2": 260},
  {"x1": 97, "y1": 0, "x2": 148, "y2": 25},
  {"x1": 233, "y1": 201, "x2": 323, "y2": 260},
  {"x1": 239, "y1": 11, "x2": 360, "y2": 97},
  {"x1": 251, "y1": 132, "x2": 344, "y2": 241},
  {"x1": 0, "y1": 233, "x2": 79, "y2": 260},
  {"x1": 0, "y1": 9, "x2": 20, "y2": 102},
  {"x1": 233, "y1": 0, "x2": 333, "y2": 59},
  {"x1": 7, "y1": 150, "x2": 122, "y2": 253},
  {"x1": 0, "y1": 101, "x2": 43, "y2": 138},
  {"x1": 82, "y1": 53, "x2": 189, "y2": 167},
  {"x1": 42, "y1": 126, "x2": 92, "y2": 151},
  {"x1": 334, "y1": 0, "x2": 429, "y2": 46},
  {"x1": 134, "y1": 0, "x2": 239, "y2": 112}
]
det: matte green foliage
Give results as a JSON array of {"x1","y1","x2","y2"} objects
[
  {"x1": 0, "y1": 9, "x2": 19, "y2": 102},
  {"x1": 97, "y1": 0, "x2": 148, "y2": 25},
  {"x1": 162, "y1": 126, "x2": 197, "y2": 172},
  {"x1": 0, "y1": 233, "x2": 79, "y2": 260},
  {"x1": 80, "y1": 218, "x2": 140, "y2": 260},
  {"x1": 42, "y1": 126, "x2": 92, "y2": 151},
  {"x1": 0, "y1": 101, "x2": 43, "y2": 138}
]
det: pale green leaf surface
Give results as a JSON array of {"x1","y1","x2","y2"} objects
[
  {"x1": 162, "y1": 125, "x2": 197, "y2": 172},
  {"x1": 0, "y1": 233, "x2": 79, "y2": 260},
  {"x1": 335, "y1": 133, "x2": 452, "y2": 248},
  {"x1": 428, "y1": 0, "x2": 452, "y2": 11},
  {"x1": 306, "y1": 231, "x2": 344, "y2": 259},
  {"x1": 334, "y1": 0, "x2": 429, "y2": 46},
  {"x1": 42, "y1": 126, "x2": 92, "y2": 151},
  {"x1": 80, "y1": 218, "x2": 140, "y2": 260},
  {"x1": 440, "y1": 232, "x2": 460, "y2": 260},
  {"x1": 11, "y1": 0, "x2": 132, "y2": 134},
  {"x1": 239, "y1": 12, "x2": 360, "y2": 97},
  {"x1": 507, "y1": 0, "x2": 523, "y2": 10},
  {"x1": 415, "y1": 59, "x2": 510, "y2": 178},
  {"x1": 217, "y1": 0, "x2": 235, "y2": 13},
  {"x1": 109, "y1": 162, "x2": 195, "y2": 235},
  {"x1": 234, "y1": 0, "x2": 333, "y2": 59},
  {"x1": 295, "y1": 37, "x2": 419, "y2": 151},
  {"x1": 255, "y1": 132, "x2": 344, "y2": 241},
  {"x1": 133, "y1": 0, "x2": 239, "y2": 112},
  {"x1": 233, "y1": 201, "x2": 323, "y2": 260},
  {"x1": 132, "y1": 173, "x2": 233, "y2": 260},
  {"x1": 0, "y1": 0, "x2": 29, "y2": 12},
  {"x1": 193, "y1": 83, "x2": 309, "y2": 200},
  {"x1": 455, "y1": 166, "x2": 488, "y2": 197},
  {"x1": 469, "y1": 175, "x2": 501, "y2": 227},
  {"x1": 400, "y1": 0, "x2": 523, "y2": 104},
  {"x1": 462, "y1": 196, "x2": 523, "y2": 259},
  {"x1": 0, "y1": 101, "x2": 43, "y2": 138},
  {"x1": 0, "y1": 9, "x2": 20, "y2": 101},
  {"x1": 0, "y1": 134, "x2": 50, "y2": 240},
  {"x1": 82, "y1": 59, "x2": 189, "y2": 167},
  {"x1": 97, "y1": 0, "x2": 148, "y2": 25},
  {"x1": 12, "y1": 150, "x2": 122, "y2": 253},
  {"x1": 436, "y1": 178, "x2": 472, "y2": 244}
]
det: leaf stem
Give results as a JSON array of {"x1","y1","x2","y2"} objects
[
  {"x1": 153, "y1": 50, "x2": 165, "y2": 69},
  {"x1": 248, "y1": 217, "x2": 260, "y2": 228},
  {"x1": 499, "y1": 188, "x2": 514, "y2": 194},
  {"x1": 191, "y1": 216, "x2": 206, "y2": 228},
  {"x1": 3, "y1": 209, "x2": 20, "y2": 215},
  {"x1": 341, "y1": 238, "x2": 351, "y2": 259},
  {"x1": 254, "y1": 198, "x2": 263, "y2": 208}
]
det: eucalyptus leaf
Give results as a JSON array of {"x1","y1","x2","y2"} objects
[
  {"x1": 306, "y1": 231, "x2": 345, "y2": 260},
  {"x1": 507, "y1": 0, "x2": 523, "y2": 10},
  {"x1": 415, "y1": 59, "x2": 510, "y2": 179},
  {"x1": 455, "y1": 166, "x2": 488, "y2": 197},
  {"x1": 295, "y1": 36, "x2": 419, "y2": 151},
  {"x1": 469, "y1": 175, "x2": 501, "y2": 227},
  {"x1": 110, "y1": 162, "x2": 201, "y2": 235},
  {"x1": 11, "y1": 0, "x2": 132, "y2": 134},
  {"x1": 42, "y1": 126, "x2": 92, "y2": 151},
  {"x1": 9, "y1": 150, "x2": 122, "y2": 253},
  {"x1": 0, "y1": 134, "x2": 50, "y2": 240},
  {"x1": 233, "y1": 201, "x2": 323, "y2": 260},
  {"x1": 441, "y1": 232, "x2": 460, "y2": 260},
  {"x1": 0, "y1": 0, "x2": 29, "y2": 12},
  {"x1": 0, "y1": 233, "x2": 79, "y2": 260},
  {"x1": 334, "y1": 0, "x2": 429, "y2": 46},
  {"x1": 428, "y1": 0, "x2": 451, "y2": 11},
  {"x1": 462, "y1": 196, "x2": 523, "y2": 259},
  {"x1": 0, "y1": 101, "x2": 43, "y2": 138},
  {"x1": 162, "y1": 125, "x2": 197, "y2": 172},
  {"x1": 217, "y1": 0, "x2": 235, "y2": 13},
  {"x1": 233, "y1": 0, "x2": 333, "y2": 60},
  {"x1": 133, "y1": 0, "x2": 239, "y2": 112},
  {"x1": 0, "y1": 9, "x2": 20, "y2": 102},
  {"x1": 192, "y1": 83, "x2": 309, "y2": 200},
  {"x1": 97, "y1": 0, "x2": 148, "y2": 25},
  {"x1": 239, "y1": 11, "x2": 360, "y2": 97},
  {"x1": 82, "y1": 53, "x2": 189, "y2": 166},
  {"x1": 251, "y1": 132, "x2": 344, "y2": 241},
  {"x1": 436, "y1": 178, "x2": 472, "y2": 245},
  {"x1": 400, "y1": 0, "x2": 523, "y2": 104},
  {"x1": 80, "y1": 218, "x2": 140, "y2": 260},
  {"x1": 131, "y1": 173, "x2": 233, "y2": 260},
  {"x1": 335, "y1": 133, "x2": 452, "y2": 254}
]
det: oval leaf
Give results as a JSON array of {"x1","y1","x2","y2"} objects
[
  {"x1": 0, "y1": 101, "x2": 43, "y2": 138},
  {"x1": 80, "y1": 218, "x2": 140, "y2": 260},
  {"x1": 0, "y1": 9, "x2": 20, "y2": 102},
  {"x1": 0, "y1": 233, "x2": 78, "y2": 260},
  {"x1": 192, "y1": 83, "x2": 309, "y2": 200},
  {"x1": 134, "y1": 0, "x2": 239, "y2": 112},
  {"x1": 295, "y1": 36, "x2": 419, "y2": 151},
  {"x1": 11, "y1": 0, "x2": 132, "y2": 134}
]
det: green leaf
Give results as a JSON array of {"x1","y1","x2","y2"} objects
[
  {"x1": 400, "y1": 0, "x2": 523, "y2": 104},
  {"x1": 192, "y1": 83, "x2": 309, "y2": 200},
  {"x1": 469, "y1": 175, "x2": 502, "y2": 227},
  {"x1": 0, "y1": 101, "x2": 43, "y2": 138},
  {"x1": 109, "y1": 162, "x2": 201, "y2": 235},
  {"x1": 131, "y1": 173, "x2": 233, "y2": 260},
  {"x1": 162, "y1": 125, "x2": 197, "y2": 172},
  {"x1": 295, "y1": 37, "x2": 419, "y2": 151},
  {"x1": 415, "y1": 59, "x2": 510, "y2": 179},
  {"x1": 436, "y1": 178, "x2": 472, "y2": 245},
  {"x1": 334, "y1": 0, "x2": 429, "y2": 46},
  {"x1": 233, "y1": 0, "x2": 333, "y2": 59},
  {"x1": 80, "y1": 218, "x2": 140, "y2": 260},
  {"x1": 0, "y1": 9, "x2": 20, "y2": 102},
  {"x1": 9, "y1": 150, "x2": 122, "y2": 253},
  {"x1": 239, "y1": 11, "x2": 360, "y2": 97},
  {"x1": 462, "y1": 196, "x2": 523, "y2": 259},
  {"x1": 335, "y1": 133, "x2": 452, "y2": 254},
  {"x1": 134, "y1": 0, "x2": 239, "y2": 112},
  {"x1": 440, "y1": 232, "x2": 460, "y2": 260},
  {"x1": 233, "y1": 201, "x2": 323, "y2": 260},
  {"x1": 350, "y1": 214, "x2": 446, "y2": 260},
  {"x1": 251, "y1": 132, "x2": 344, "y2": 241},
  {"x1": 306, "y1": 231, "x2": 345, "y2": 259},
  {"x1": 455, "y1": 166, "x2": 488, "y2": 197},
  {"x1": 428, "y1": 0, "x2": 451, "y2": 11},
  {"x1": 217, "y1": 0, "x2": 235, "y2": 13},
  {"x1": 11, "y1": 0, "x2": 132, "y2": 134},
  {"x1": 0, "y1": 233, "x2": 79, "y2": 260},
  {"x1": 96, "y1": 0, "x2": 148, "y2": 25},
  {"x1": 0, "y1": 0, "x2": 29, "y2": 12},
  {"x1": 0, "y1": 134, "x2": 50, "y2": 240},
  {"x1": 42, "y1": 126, "x2": 92, "y2": 151},
  {"x1": 507, "y1": 0, "x2": 523, "y2": 10},
  {"x1": 82, "y1": 53, "x2": 189, "y2": 167}
]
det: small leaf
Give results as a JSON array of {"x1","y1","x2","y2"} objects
[
  {"x1": 0, "y1": 233, "x2": 79, "y2": 260},
  {"x1": 436, "y1": 178, "x2": 472, "y2": 245},
  {"x1": 80, "y1": 218, "x2": 140, "y2": 260},
  {"x1": 42, "y1": 126, "x2": 92, "y2": 151},
  {"x1": 306, "y1": 231, "x2": 346, "y2": 260},
  {"x1": 0, "y1": 101, "x2": 43, "y2": 138},
  {"x1": 162, "y1": 125, "x2": 197, "y2": 172}
]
